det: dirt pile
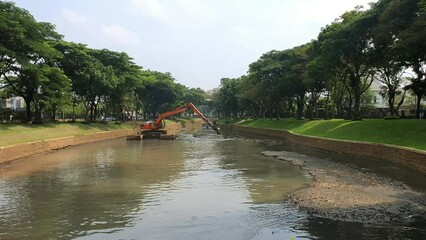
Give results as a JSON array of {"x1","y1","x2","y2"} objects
[{"x1": 262, "y1": 151, "x2": 426, "y2": 225}]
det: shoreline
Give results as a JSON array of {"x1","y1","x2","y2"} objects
[
  {"x1": 0, "y1": 129, "x2": 134, "y2": 165},
  {"x1": 0, "y1": 120, "x2": 202, "y2": 166},
  {"x1": 219, "y1": 124, "x2": 426, "y2": 175},
  {"x1": 222, "y1": 124, "x2": 426, "y2": 224},
  {"x1": 262, "y1": 150, "x2": 426, "y2": 225}
]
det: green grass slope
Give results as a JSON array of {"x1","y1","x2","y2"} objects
[
  {"x1": 0, "y1": 122, "x2": 132, "y2": 147},
  {"x1": 231, "y1": 119, "x2": 426, "y2": 151}
]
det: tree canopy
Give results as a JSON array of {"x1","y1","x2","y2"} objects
[
  {"x1": 213, "y1": 0, "x2": 426, "y2": 120},
  {"x1": 0, "y1": 1, "x2": 208, "y2": 123}
]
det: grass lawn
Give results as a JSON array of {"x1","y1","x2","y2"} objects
[
  {"x1": 0, "y1": 122, "x2": 133, "y2": 147},
  {"x1": 222, "y1": 118, "x2": 426, "y2": 151}
]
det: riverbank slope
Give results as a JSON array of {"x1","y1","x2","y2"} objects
[
  {"x1": 0, "y1": 119, "x2": 201, "y2": 165},
  {"x1": 222, "y1": 119, "x2": 426, "y2": 225},
  {"x1": 218, "y1": 119, "x2": 426, "y2": 174},
  {"x1": 221, "y1": 118, "x2": 426, "y2": 150},
  {"x1": 0, "y1": 122, "x2": 133, "y2": 147}
]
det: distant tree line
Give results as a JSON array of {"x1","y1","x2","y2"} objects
[
  {"x1": 213, "y1": 0, "x2": 426, "y2": 120},
  {"x1": 0, "y1": 1, "x2": 207, "y2": 123}
]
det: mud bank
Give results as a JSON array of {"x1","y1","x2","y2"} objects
[
  {"x1": 164, "y1": 119, "x2": 202, "y2": 135},
  {"x1": 219, "y1": 124, "x2": 426, "y2": 174},
  {"x1": 0, "y1": 120, "x2": 202, "y2": 165},
  {"x1": 262, "y1": 151, "x2": 426, "y2": 225}
]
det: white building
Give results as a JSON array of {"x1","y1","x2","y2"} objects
[
  {"x1": 0, "y1": 96, "x2": 25, "y2": 110},
  {"x1": 367, "y1": 79, "x2": 426, "y2": 116},
  {"x1": 369, "y1": 80, "x2": 387, "y2": 109}
]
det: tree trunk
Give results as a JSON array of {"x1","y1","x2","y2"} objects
[
  {"x1": 89, "y1": 101, "x2": 94, "y2": 122},
  {"x1": 353, "y1": 93, "x2": 361, "y2": 120},
  {"x1": 395, "y1": 90, "x2": 406, "y2": 117},
  {"x1": 51, "y1": 105, "x2": 57, "y2": 121},
  {"x1": 416, "y1": 93, "x2": 422, "y2": 119},
  {"x1": 25, "y1": 98, "x2": 32, "y2": 123},
  {"x1": 33, "y1": 104, "x2": 43, "y2": 124},
  {"x1": 346, "y1": 95, "x2": 353, "y2": 120},
  {"x1": 275, "y1": 103, "x2": 281, "y2": 120},
  {"x1": 296, "y1": 95, "x2": 305, "y2": 120},
  {"x1": 388, "y1": 94, "x2": 396, "y2": 116},
  {"x1": 324, "y1": 92, "x2": 330, "y2": 120},
  {"x1": 308, "y1": 99, "x2": 314, "y2": 120}
]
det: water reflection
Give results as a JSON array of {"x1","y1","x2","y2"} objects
[
  {"x1": 0, "y1": 131, "x2": 425, "y2": 239},
  {"x1": 0, "y1": 139, "x2": 188, "y2": 239}
]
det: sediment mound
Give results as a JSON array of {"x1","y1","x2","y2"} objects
[{"x1": 262, "y1": 151, "x2": 426, "y2": 225}]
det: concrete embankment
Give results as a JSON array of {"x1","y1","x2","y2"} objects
[
  {"x1": 0, "y1": 129, "x2": 134, "y2": 164},
  {"x1": 219, "y1": 124, "x2": 426, "y2": 174},
  {"x1": 0, "y1": 120, "x2": 202, "y2": 165}
]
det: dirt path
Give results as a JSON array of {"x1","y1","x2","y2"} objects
[{"x1": 262, "y1": 151, "x2": 426, "y2": 225}]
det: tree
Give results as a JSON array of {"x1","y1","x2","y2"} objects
[
  {"x1": 369, "y1": 0, "x2": 417, "y2": 116},
  {"x1": 0, "y1": 2, "x2": 70, "y2": 122},
  {"x1": 90, "y1": 49, "x2": 142, "y2": 122},
  {"x1": 390, "y1": 0, "x2": 426, "y2": 118},
  {"x1": 284, "y1": 45, "x2": 309, "y2": 120},
  {"x1": 316, "y1": 8, "x2": 376, "y2": 120},
  {"x1": 182, "y1": 87, "x2": 206, "y2": 106},
  {"x1": 137, "y1": 71, "x2": 179, "y2": 118},
  {"x1": 253, "y1": 47, "x2": 310, "y2": 120},
  {"x1": 53, "y1": 41, "x2": 99, "y2": 121},
  {"x1": 216, "y1": 78, "x2": 241, "y2": 119},
  {"x1": 249, "y1": 51, "x2": 285, "y2": 119}
]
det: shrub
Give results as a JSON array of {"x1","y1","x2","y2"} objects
[{"x1": 383, "y1": 116, "x2": 400, "y2": 120}]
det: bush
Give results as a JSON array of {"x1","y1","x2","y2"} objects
[{"x1": 383, "y1": 116, "x2": 400, "y2": 120}]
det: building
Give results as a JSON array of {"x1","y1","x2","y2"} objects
[
  {"x1": 0, "y1": 96, "x2": 25, "y2": 110},
  {"x1": 368, "y1": 80, "x2": 387, "y2": 109},
  {"x1": 367, "y1": 79, "x2": 425, "y2": 117}
]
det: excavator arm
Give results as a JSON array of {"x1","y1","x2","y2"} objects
[
  {"x1": 186, "y1": 103, "x2": 220, "y2": 134},
  {"x1": 142, "y1": 103, "x2": 220, "y2": 134}
]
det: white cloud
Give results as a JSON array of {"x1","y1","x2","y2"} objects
[
  {"x1": 176, "y1": 0, "x2": 216, "y2": 20},
  {"x1": 281, "y1": 0, "x2": 373, "y2": 26},
  {"x1": 131, "y1": 0, "x2": 169, "y2": 21},
  {"x1": 233, "y1": 25, "x2": 253, "y2": 36},
  {"x1": 101, "y1": 24, "x2": 140, "y2": 45},
  {"x1": 62, "y1": 8, "x2": 88, "y2": 26},
  {"x1": 52, "y1": 0, "x2": 378, "y2": 90}
]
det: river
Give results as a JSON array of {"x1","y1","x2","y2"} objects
[{"x1": 0, "y1": 130, "x2": 424, "y2": 239}]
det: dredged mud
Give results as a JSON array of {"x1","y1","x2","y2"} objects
[{"x1": 262, "y1": 151, "x2": 426, "y2": 225}]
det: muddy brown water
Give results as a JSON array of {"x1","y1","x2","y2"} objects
[{"x1": 0, "y1": 130, "x2": 425, "y2": 239}]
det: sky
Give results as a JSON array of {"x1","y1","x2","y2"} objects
[{"x1": 11, "y1": 0, "x2": 375, "y2": 90}]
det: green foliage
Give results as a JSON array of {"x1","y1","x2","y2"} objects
[
  {"x1": 1, "y1": 2, "x2": 207, "y2": 124},
  {"x1": 0, "y1": 2, "x2": 70, "y2": 122},
  {"x1": 383, "y1": 115, "x2": 400, "y2": 120},
  {"x1": 2, "y1": 0, "x2": 426, "y2": 125},
  {"x1": 137, "y1": 71, "x2": 178, "y2": 118},
  {"x1": 213, "y1": 0, "x2": 426, "y2": 122},
  {"x1": 215, "y1": 78, "x2": 241, "y2": 119}
]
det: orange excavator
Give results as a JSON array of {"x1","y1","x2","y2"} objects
[{"x1": 137, "y1": 102, "x2": 220, "y2": 139}]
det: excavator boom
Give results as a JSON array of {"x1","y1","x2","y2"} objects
[
  {"x1": 186, "y1": 103, "x2": 220, "y2": 134},
  {"x1": 141, "y1": 103, "x2": 220, "y2": 136}
]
